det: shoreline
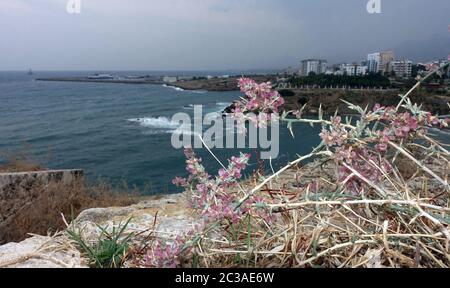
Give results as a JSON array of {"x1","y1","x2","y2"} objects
[
  {"x1": 35, "y1": 77, "x2": 450, "y2": 116},
  {"x1": 35, "y1": 75, "x2": 277, "y2": 91}
]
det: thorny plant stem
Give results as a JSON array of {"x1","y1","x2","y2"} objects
[
  {"x1": 266, "y1": 199, "x2": 450, "y2": 213},
  {"x1": 235, "y1": 149, "x2": 332, "y2": 210},
  {"x1": 396, "y1": 61, "x2": 450, "y2": 111}
]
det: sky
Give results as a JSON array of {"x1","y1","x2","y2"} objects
[{"x1": 0, "y1": 0, "x2": 449, "y2": 71}]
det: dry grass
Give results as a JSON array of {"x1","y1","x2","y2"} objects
[
  {"x1": 160, "y1": 63, "x2": 450, "y2": 268},
  {"x1": 196, "y1": 158, "x2": 449, "y2": 268},
  {"x1": 0, "y1": 158, "x2": 142, "y2": 244},
  {"x1": 0, "y1": 148, "x2": 46, "y2": 173}
]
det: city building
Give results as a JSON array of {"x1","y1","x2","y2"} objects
[
  {"x1": 337, "y1": 64, "x2": 368, "y2": 76},
  {"x1": 367, "y1": 53, "x2": 380, "y2": 73},
  {"x1": 300, "y1": 59, "x2": 328, "y2": 76},
  {"x1": 356, "y1": 65, "x2": 368, "y2": 76},
  {"x1": 379, "y1": 50, "x2": 395, "y2": 74},
  {"x1": 367, "y1": 50, "x2": 395, "y2": 74},
  {"x1": 325, "y1": 69, "x2": 335, "y2": 75},
  {"x1": 163, "y1": 76, "x2": 178, "y2": 83},
  {"x1": 388, "y1": 60, "x2": 413, "y2": 78}
]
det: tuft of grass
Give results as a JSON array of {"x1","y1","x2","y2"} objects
[{"x1": 67, "y1": 218, "x2": 134, "y2": 268}]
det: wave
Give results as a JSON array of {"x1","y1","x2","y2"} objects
[
  {"x1": 183, "y1": 104, "x2": 195, "y2": 110},
  {"x1": 216, "y1": 102, "x2": 231, "y2": 106},
  {"x1": 128, "y1": 116, "x2": 201, "y2": 136},
  {"x1": 162, "y1": 84, "x2": 184, "y2": 91},
  {"x1": 215, "y1": 102, "x2": 231, "y2": 113},
  {"x1": 127, "y1": 117, "x2": 180, "y2": 129}
]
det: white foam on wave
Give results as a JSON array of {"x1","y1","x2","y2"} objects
[
  {"x1": 215, "y1": 102, "x2": 231, "y2": 113},
  {"x1": 216, "y1": 102, "x2": 230, "y2": 106},
  {"x1": 162, "y1": 84, "x2": 184, "y2": 91},
  {"x1": 183, "y1": 104, "x2": 195, "y2": 110},
  {"x1": 128, "y1": 117, "x2": 179, "y2": 129},
  {"x1": 128, "y1": 116, "x2": 201, "y2": 136}
]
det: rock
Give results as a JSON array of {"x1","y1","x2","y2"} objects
[
  {"x1": 0, "y1": 192, "x2": 197, "y2": 268},
  {"x1": 0, "y1": 235, "x2": 85, "y2": 268},
  {"x1": 74, "y1": 193, "x2": 198, "y2": 242},
  {"x1": 75, "y1": 206, "x2": 137, "y2": 224}
]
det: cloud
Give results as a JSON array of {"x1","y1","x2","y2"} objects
[{"x1": 0, "y1": 0, "x2": 449, "y2": 70}]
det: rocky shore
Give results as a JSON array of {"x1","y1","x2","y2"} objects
[
  {"x1": 36, "y1": 75, "x2": 277, "y2": 92},
  {"x1": 279, "y1": 88, "x2": 450, "y2": 116},
  {"x1": 36, "y1": 77, "x2": 450, "y2": 117},
  {"x1": 170, "y1": 75, "x2": 277, "y2": 91},
  {"x1": 223, "y1": 88, "x2": 450, "y2": 116}
]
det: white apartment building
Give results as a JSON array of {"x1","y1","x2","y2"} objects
[
  {"x1": 388, "y1": 60, "x2": 413, "y2": 78},
  {"x1": 163, "y1": 76, "x2": 178, "y2": 83},
  {"x1": 338, "y1": 64, "x2": 368, "y2": 76},
  {"x1": 356, "y1": 65, "x2": 368, "y2": 75},
  {"x1": 300, "y1": 59, "x2": 328, "y2": 76},
  {"x1": 367, "y1": 53, "x2": 380, "y2": 73}
]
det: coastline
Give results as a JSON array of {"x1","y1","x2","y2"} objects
[
  {"x1": 35, "y1": 76, "x2": 450, "y2": 116},
  {"x1": 35, "y1": 75, "x2": 277, "y2": 92}
]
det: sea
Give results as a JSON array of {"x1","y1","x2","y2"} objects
[{"x1": 2, "y1": 70, "x2": 445, "y2": 195}]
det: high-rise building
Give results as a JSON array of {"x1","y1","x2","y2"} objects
[
  {"x1": 388, "y1": 60, "x2": 413, "y2": 78},
  {"x1": 367, "y1": 53, "x2": 380, "y2": 73},
  {"x1": 367, "y1": 50, "x2": 395, "y2": 74},
  {"x1": 300, "y1": 59, "x2": 328, "y2": 76},
  {"x1": 379, "y1": 50, "x2": 395, "y2": 74}
]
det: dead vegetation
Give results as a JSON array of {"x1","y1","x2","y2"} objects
[
  {"x1": 0, "y1": 147, "x2": 46, "y2": 173},
  {"x1": 132, "y1": 63, "x2": 450, "y2": 268},
  {"x1": 0, "y1": 157, "x2": 142, "y2": 244}
]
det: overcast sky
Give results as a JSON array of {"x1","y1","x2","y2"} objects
[{"x1": 0, "y1": 0, "x2": 449, "y2": 71}]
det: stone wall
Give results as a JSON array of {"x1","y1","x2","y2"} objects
[{"x1": 0, "y1": 170, "x2": 84, "y2": 244}]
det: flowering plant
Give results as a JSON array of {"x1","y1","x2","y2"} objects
[
  {"x1": 139, "y1": 62, "x2": 450, "y2": 268},
  {"x1": 231, "y1": 77, "x2": 284, "y2": 127}
]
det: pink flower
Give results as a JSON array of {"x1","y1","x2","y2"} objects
[
  {"x1": 373, "y1": 103, "x2": 383, "y2": 112},
  {"x1": 172, "y1": 177, "x2": 187, "y2": 187},
  {"x1": 376, "y1": 143, "x2": 388, "y2": 153},
  {"x1": 232, "y1": 77, "x2": 285, "y2": 127}
]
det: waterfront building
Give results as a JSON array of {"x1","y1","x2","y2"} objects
[
  {"x1": 367, "y1": 50, "x2": 395, "y2": 74},
  {"x1": 163, "y1": 76, "x2": 178, "y2": 83},
  {"x1": 300, "y1": 59, "x2": 328, "y2": 76},
  {"x1": 379, "y1": 50, "x2": 395, "y2": 74},
  {"x1": 338, "y1": 64, "x2": 368, "y2": 76},
  {"x1": 388, "y1": 60, "x2": 413, "y2": 78},
  {"x1": 367, "y1": 53, "x2": 380, "y2": 73}
]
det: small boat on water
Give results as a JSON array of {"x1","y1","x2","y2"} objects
[{"x1": 28, "y1": 69, "x2": 33, "y2": 75}]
